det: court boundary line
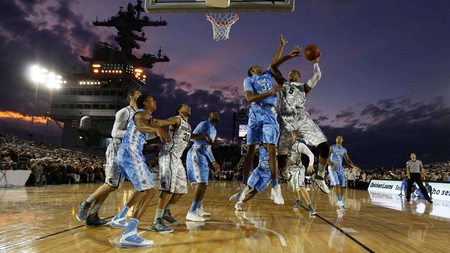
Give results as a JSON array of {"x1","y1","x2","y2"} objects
[{"x1": 300, "y1": 205, "x2": 375, "y2": 253}]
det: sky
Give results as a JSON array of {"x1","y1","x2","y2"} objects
[{"x1": 0, "y1": 0, "x2": 449, "y2": 170}]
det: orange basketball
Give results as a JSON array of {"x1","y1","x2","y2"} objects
[{"x1": 304, "y1": 44, "x2": 321, "y2": 61}]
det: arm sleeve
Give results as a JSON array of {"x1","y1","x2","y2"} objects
[
  {"x1": 305, "y1": 63, "x2": 321, "y2": 89},
  {"x1": 205, "y1": 145, "x2": 216, "y2": 163},
  {"x1": 300, "y1": 144, "x2": 315, "y2": 167},
  {"x1": 111, "y1": 109, "x2": 129, "y2": 138}
]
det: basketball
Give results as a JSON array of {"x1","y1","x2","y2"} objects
[{"x1": 304, "y1": 44, "x2": 321, "y2": 61}]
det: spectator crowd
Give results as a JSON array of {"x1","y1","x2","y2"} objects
[{"x1": 2, "y1": 132, "x2": 449, "y2": 188}]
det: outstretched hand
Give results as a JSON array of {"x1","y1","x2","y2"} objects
[
  {"x1": 289, "y1": 45, "x2": 302, "y2": 58},
  {"x1": 309, "y1": 54, "x2": 321, "y2": 63},
  {"x1": 279, "y1": 34, "x2": 287, "y2": 46}
]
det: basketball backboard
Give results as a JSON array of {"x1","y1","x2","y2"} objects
[{"x1": 145, "y1": 0, "x2": 295, "y2": 13}]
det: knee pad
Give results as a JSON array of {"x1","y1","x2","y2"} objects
[
  {"x1": 277, "y1": 155, "x2": 287, "y2": 169},
  {"x1": 317, "y1": 142, "x2": 330, "y2": 159}
]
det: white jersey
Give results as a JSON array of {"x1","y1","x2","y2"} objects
[
  {"x1": 278, "y1": 81, "x2": 307, "y2": 115},
  {"x1": 287, "y1": 141, "x2": 314, "y2": 168},
  {"x1": 160, "y1": 115, "x2": 191, "y2": 158}
]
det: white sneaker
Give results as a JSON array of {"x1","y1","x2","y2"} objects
[
  {"x1": 337, "y1": 201, "x2": 346, "y2": 209},
  {"x1": 235, "y1": 201, "x2": 243, "y2": 211},
  {"x1": 238, "y1": 185, "x2": 250, "y2": 202},
  {"x1": 119, "y1": 230, "x2": 153, "y2": 248},
  {"x1": 110, "y1": 216, "x2": 128, "y2": 228},
  {"x1": 272, "y1": 184, "x2": 284, "y2": 205},
  {"x1": 313, "y1": 174, "x2": 330, "y2": 194},
  {"x1": 196, "y1": 208, "x2": 210, "y2": 217},
  {"x1": 270, "y1": 187, "x2": 275, "y2": 200},
  {"x1": 229, "y1": 185, "x2": 244, "y2": 202},
  {"x1": 186, "y1": 211, "x2": 205, "y2": 222}
]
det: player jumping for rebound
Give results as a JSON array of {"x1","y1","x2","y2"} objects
[{"x1": 270, "y1": 34, "x2": 330, "y2": 195}]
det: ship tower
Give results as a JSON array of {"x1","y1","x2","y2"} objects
[{"x1": 49, "y1": 0, "x2": 169, "y2": 155}]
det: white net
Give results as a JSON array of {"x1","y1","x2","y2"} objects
[{"x1": 205, "y1": 12, "x2": 240, "y2": 41}]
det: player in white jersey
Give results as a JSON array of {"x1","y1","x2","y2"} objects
[
  {"x1": 148, "y1": 104, "x2": 208, "y2": 232},
  {"x1": 113, "y1": 93, "x2": 171, "y2": 248},
  {"x1": 186, "y1": 110, "x2": 221, "y2": 221},
  {"x1": 286, "y1": 140, "x2": 316, "y2": 214},
  {"x1": 328, "y1": 136, "x2": 359, "y2": 210},
  {"x1": 270, "y1": 36, "x2": 331, "y2": 196},
  {"x1": 76, "y1": 89, "x2": 141, "y2": 226}
]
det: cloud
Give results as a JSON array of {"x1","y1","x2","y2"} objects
[{"x1": 311, "y1": 96, "x2": 450, "y2": 169}]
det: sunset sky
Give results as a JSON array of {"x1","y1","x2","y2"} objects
[{"x1": 0, "y1": 0, "x2": 449, "y2": 169}]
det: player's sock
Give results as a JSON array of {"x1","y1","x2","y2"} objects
[
  {"x1": 306, "y1": 200, "x2": 312, "y2": 205},
  {"x1": 189, "y1": 201, "x2": 197, "y2": 213},
  {"x1": 154, "y1": 208, "x2": 164, "y2": 221},
  {"x1": 117, "y1": 205, "x2": 130, "y2": 218},
  {"x1": 337, "y1": 195, "x2": 343, "y2": 202},
  {"x1": 318, "y1": 163, "x2": 326, "y2": 178},
  {"x1": 272, "y1": 179, "x2": 279, "y2": 187},
  {"x1": 165, "y1": 203, "x2": 174, "y2": 211},
  {"x1": 86, "y1": 195, "x2": 96, "y2": 204},
  {"x1": 90, "y1": 203, "x2": 101, "y2": 215},
  {"x1": 196, "y1": 200, "x2": 203, "y2": 210},
  {"x1": 243, "y1": 175, "x2": 249, "y2": 185}
]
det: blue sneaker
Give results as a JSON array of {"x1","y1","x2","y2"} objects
[
  {"x1": 110, "y1": 215, "x2": 128, "y2": 228},
  {"x1": 119, "y1": 231, "x2": 153, "y2": 248},
  {"x1": 308, "y1": 204, "x2": 316, "y2": 215}
]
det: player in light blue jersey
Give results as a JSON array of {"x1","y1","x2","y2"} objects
[
  {"x1": 232, "y1": 34, "x2": 285, "y2": 205},
  {"x1": 77, "y1": 89, "x2": 140, "y2": 226},
  {"x1": 328, "y1": 136, "x2": 359, "y2": 210},
  {"x1": 186, "y1": 110, "x2": 221, "y2": 222},
  {"x1": 235, "y1": 145, "x2": 271, "y2": 211},
  {"x1": 113, "y1": 93, "x2": 172, "y2": 248}
]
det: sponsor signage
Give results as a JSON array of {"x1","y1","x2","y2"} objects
[{"x1": 368, "y1": 179, "x2": 450, "y2": 201}]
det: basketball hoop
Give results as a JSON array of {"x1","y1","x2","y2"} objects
[{"x1": 205, "y1": 12, "x2": 240, "y2": 41}]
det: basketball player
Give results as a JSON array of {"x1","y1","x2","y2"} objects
[
  {"x1": 235, "y1": 145, "x2": 270, "y2": 211},
  {"x1": 148, "y1": 104, "x2": 207, "y2": 232},
  {"x1": 270, "y1": 35, "x2": 331, "y2": 196},
  {"x1": 328, "y1": 136, "x2": 359, "y2": 209},
  {"x1": 76, "y1": 89, "x2": 140, "y2": 226},
  {"x1": 231, "y1": 34, "x2": 285, "y2": 205},
  {"x1": 286, "y1": 140, "x2": 316, "y2": 214},
  {"x1": 405, "y1": 153, "x2": 433, "y2": 204},
  {"x1": 186, "y1": 110, "x2": 221, "y2": 222},
  {"x1": 115, "y1": 93, "x2": 171, "y2": 248}
]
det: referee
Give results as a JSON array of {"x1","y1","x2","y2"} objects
[{"x1": 405, "y1": 153, "x2": 433, "y2": 203}]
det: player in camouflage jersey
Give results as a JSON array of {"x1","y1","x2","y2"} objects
[
  {"x1": 286, "y1": 140, "x2": 316, "y2": 214},
  {"x1": 149, "y1": 104, "x2": 208, "y2": 232},
  {"x1": 271, "y1": 35, "x2": 330, "y2": 195}
]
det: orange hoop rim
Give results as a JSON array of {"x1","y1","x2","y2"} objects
[{"x1": 205, "y1": 12, "x2": 240, "y2": 26}]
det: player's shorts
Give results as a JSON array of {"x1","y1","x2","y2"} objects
[
  {"x1": 247, "y1": 166, "x2": 271, "y2": 193},
  {"x1": 287, "y1": 164, "x2": 306, "y2": 191},
  {"x1": 117, "y1": 148, "x2": 154, "y2": 191},
  {"x1": 247, "y1": 104, "x2": 279, "y2": 145},
  {"x1": 158, "y1": 150, "x2": 188, "y2": 194},
  {"x1": 186, "y1": 145, "x2": 210, "y2": 184},
  {"x1": 328, "y1": 165, "x2": 346, "y2": 187},
  {"x1": 104, "y1": 139, "x2": 126, "y2": 188},
  {"x1": 277, "y1": 110, "x2": 327, "y2": 155}
]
